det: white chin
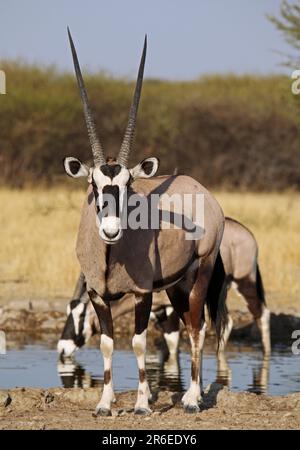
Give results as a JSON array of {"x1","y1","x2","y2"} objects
[{"x1": 99, "y1": 229, "x2": 122, "y2": 244}]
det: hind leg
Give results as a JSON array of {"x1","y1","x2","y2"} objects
[
  {"x1": 157, "y1": 306, "x2": 180, "y2": 357},
  {"x1": 218, "y1": 314, "x2": 233, "y2": 353},
  {"x1": 235, "y1": 277, "x2": 271, "y2": 355},
  {"x1": 166, "y1": 266, "x2": 210, "y2": 413}
]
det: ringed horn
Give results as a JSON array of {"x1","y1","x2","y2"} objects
[{"x1": 67, "y1": 27, "x2": 147, "y2": 168}]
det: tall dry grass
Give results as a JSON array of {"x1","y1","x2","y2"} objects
[{"x1": 0, "y1": 188, "x2": 299, "y2": 311}]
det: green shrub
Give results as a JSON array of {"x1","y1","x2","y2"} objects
[{"x1": 0, "y1": 62, "x2": 299, "y2": 190}]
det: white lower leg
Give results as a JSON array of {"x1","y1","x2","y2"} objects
[
  {"x1": 199, "y1": 322, "x2": 206, "y2": 393},
  {"x1": 182, "y1": 378, "x2": 201, "y2": 408},
  {"x1": 95, "y1": 335, "x2": 115, "y2": 412},
  {"x1": 258, "y1": 307, "x2": 271, "y2": 355},
  {"x1": 132, "y1": 330, "x2": 151, "y2": 412},
  {"x1": 164, "y1": 330, "x2": 180, "y2": 356},
  {"x1": 182, "y1": 322, "x2": 206, "y2": 409},
  {"x1": 218, "y1": 314, "x2": 233, "y2": 352}
]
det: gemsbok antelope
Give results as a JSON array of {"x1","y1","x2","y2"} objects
[
  {"x1": 58, "y1": 217, "x2": 271, "y2": 361},
  {"x1": 62, "y1": 29, "x2": 227, "y2": 415}
]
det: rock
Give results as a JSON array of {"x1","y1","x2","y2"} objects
[
  {"x1": 0, "y1": 391, "x2": 12, "y2": 408},
  {"x1": 60, "y1": 388, "x2": 98, "y2": 405},
  {"x1": 43, "y1": 391, "x2": 54, "y2": 404}
]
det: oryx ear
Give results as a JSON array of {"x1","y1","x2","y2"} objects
[
  {"x1": 63, "y1": 157, "x2": 89, "y2": 178},
  {"x1": 130, "y1": 157, "x2": 160, "y2": 180}
]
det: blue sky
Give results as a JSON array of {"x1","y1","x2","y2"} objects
[{"x1": 0, "y1": 0, "x2": 291, "y2": 79}]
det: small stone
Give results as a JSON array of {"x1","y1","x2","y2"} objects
[
  {"x1": 0, "y1": 391, "x2": 12, "y2": 408},
  {"x1": 44, "y1": 391, "x2": 54, "y2": 404}
]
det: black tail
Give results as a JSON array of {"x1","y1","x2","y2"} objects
[
  {"x1": 256, "y1": 264, "x2": 266, "y2": 305},
  {"x1": 206, "y1": 252, "x2": 229, "y2": 346}
]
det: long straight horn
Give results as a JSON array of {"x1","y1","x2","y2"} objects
[
  {"x1": 67, "y1": 28, "x2": 105, "y2": 166},
  {"x1": 117, "y1": 35, "x2": 147, "y2": 167}
]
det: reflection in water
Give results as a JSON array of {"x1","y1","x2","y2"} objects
[
  {"x1": 248, "y1": 356, "x2": 270, "y2": 395},
  {"x1": 2, "y1": 336, "x2": 297, "y2": 395},
  {"x1": 58, "y1": 357, "x2": 102, "y2": 389},
  {"x1": 215, "y1": 351, "x2": 270, "y2": 395},
  {"x1": 216, "y1": 351, "x2": 233, "y2": 388},
  {"x1": 57, "y1": 343, "x2": 270, "y2": 395},
  {"x1": 146, "y1": 352, "x2": 184, "y2": 393}
]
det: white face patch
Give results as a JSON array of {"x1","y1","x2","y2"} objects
[
  {"x1": 112, "y1": 168, "x2": 130, "y2": 186},
  {"x1": 82, "y1": 304, "x2": 94, "y2": 344},
  {"x1": 92, "y1": 166, "x2": 111, "y2": 188},
  {"x1": 91, "y1": 166, "x2": 130, "y2": 243},
  {"x1": 71, "y1": 302, "x2": 85, "y2": 335}
]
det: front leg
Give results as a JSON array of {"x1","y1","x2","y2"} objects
[
  {"x1": 133, "y1": 293, "x2": 153, "y2": 415},
  {"x1": 90, "y1": 293, "x2": 115, "y2": 417}
]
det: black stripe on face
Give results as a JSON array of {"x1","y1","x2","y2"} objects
[
  {"x1": 75, "y1": 304, "x2": 87, "y2": 347},
  {"x1": 102, "y1": 185, "x2": 120, "y2": 217},
  {"x1": 60, "y1": 303, "x2": 87, "y2": 348},
  {"x1": 60, "y1": 314, "x2": 76, "y2": 341}
]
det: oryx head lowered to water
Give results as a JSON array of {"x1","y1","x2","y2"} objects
[{"x1": 64, "y1": 30, "x2": 159, "y2": 244}]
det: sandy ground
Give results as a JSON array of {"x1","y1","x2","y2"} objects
[{"x1": 0, "y1": 383, "x2": 299, "y2": 430}]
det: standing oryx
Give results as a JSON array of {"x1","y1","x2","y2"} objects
[
  {"x1": 62, "y1": 29, "x2": 227, "y2": 415},
  {"x1": 58, "y1": 217, "x2": 271, "y2": 361}
]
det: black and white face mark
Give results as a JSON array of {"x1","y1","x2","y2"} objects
[
  {"x1": 57, "y1": 300, "x2": 89, "y2": 358},
  {"x1": 92, "y1": 164, "x2": 130, "y2": 244},
  {"x1": 63, "y1": 156, "x2": 160, "y2": 244}
]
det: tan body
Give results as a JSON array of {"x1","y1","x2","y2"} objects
[{"x1": 77, "y1": 175, "x2": 224, "y2": 298}]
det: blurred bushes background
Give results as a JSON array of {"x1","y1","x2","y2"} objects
[{"x1": 1, "y1": 61, "x2": 300, "y2": 190}]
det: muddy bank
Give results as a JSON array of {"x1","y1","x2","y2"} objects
[
  {"x1": 1, "y1": 307, "x2": 300, "y2": 345},
  {"x1": 0, "y1": 383, "x2": 299, "y2": 430}
]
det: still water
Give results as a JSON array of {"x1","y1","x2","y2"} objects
[{"x1": 0, "y1": 340, "x2": 299, "y2": 396}]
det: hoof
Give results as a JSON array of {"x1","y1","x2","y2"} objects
[
  {"x1": 93, "y1": 407, "x2": 112, "y2": 417},
  {"x1": 184, "y1": 404, "x2": 200, "y2": 414},
  {"x1": 134, "y1": 407, "x2": 152, "y2": 416}
]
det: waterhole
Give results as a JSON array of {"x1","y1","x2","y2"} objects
[{"x1": 0, "y1": 336, "x2": 299, "y2": 396}]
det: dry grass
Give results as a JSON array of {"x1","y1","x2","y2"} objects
[{"x1": 0, "y1": 188, "x2": 299, "y2": 312}]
